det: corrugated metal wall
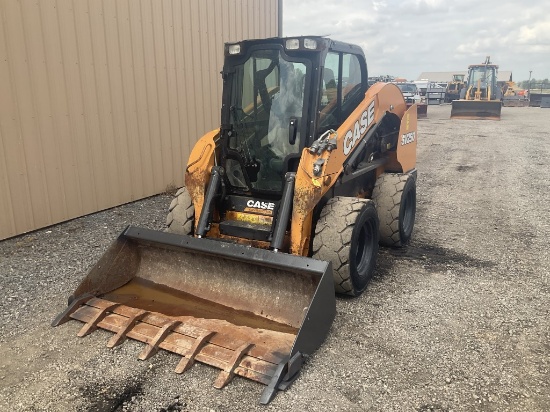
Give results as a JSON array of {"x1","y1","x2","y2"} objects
[{"x1": 0, "y1": 0, "x2": 278, "y2": 240}]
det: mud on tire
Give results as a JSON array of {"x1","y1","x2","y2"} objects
[
  {"x1": 166, "y1": 187, "x2": 195, "y2": 235},
  {"x1": 312, "y1": 197, "x2": 379, "y2": 296},
  {"x1": 372, "y1": 173, "x2": 416, "y2": 247}
]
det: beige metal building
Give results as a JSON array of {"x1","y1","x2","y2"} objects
[{"x1": 0, "y1": 0, "x2": 279, "y2": 240}]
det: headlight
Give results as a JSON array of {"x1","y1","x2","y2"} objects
[
  {"x1": 285, "y1": 39, "x2": 300, "y2": 50},
  {"x1": 228, "y1": 44, "x2": 241, "y2": 55},
  {"x1": 303, "y1": 38, "x2": 317, "y2": 49}
]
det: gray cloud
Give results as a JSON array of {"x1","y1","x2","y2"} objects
[{"x1": 283, "y1": 0, "x2": 550, "y2": 81}]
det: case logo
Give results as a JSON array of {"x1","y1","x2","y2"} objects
[
  {"x1": 246, "y1": 200, "x2": 275, "y2": 211},
  {"x1": 343, "y1": 100, "x2": 376, "y2": 156}
]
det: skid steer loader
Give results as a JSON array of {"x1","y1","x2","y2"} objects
[
  {"x1": 451, "y1": 56, "x2": 502, "y2": 120},
  {"x1": 53, "y1": 37, "x2": 418, "y2": 404}
]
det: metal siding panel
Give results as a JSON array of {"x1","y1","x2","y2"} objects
[
  {"x1": 171, "y1": 0, "x2": 187, "y2": 187},
  {"x1": 151, "y1": 0, "x2": 173, "y2": 187},
  {"x1": 198, "y1": 1, "x2": 212, "y2": 133},
  {"x1": 235, "y1": 0, "x2": 243, "y2": 41},
  {"x1": 4, "y1": 0, "x2": 51, "y2": 229},
  {"x1": 43, "y1": 0, "x2": 88, "y2": 216},
  {"x1": 73, "y1": 0, "x2": 116, "y2": 210},
  {"x1": 128, "y1": 0, "x2": 156, "y2": 195},
  {"x1": 114, "y1": 0, "x2": 144, "y2": 200},
  {"x1": 57, "y1": 0, "x2": 100, "y2": 213},
  {"x1": 181, "y1": 1, "x2": 197, "y2": 152},
  {"x1": 214, "y1": 0, "x2": 224, "y2": 105},
  {"x1": 161, "y1": 0, "x2": 182, "y2": 187},
  {"x1": 103, "y1": 0, "x2": 133, "y2": 203},
  {"x1": 189, "y1": 1, "x2": 206, "y2": 138},
  {"x1": 138, "y1": 0, "x2": 164, "y2": 190},
  {"x1": 205, "y1": 0, "x2": 215, "y2": 129},
  {"x1": 0, "y1": 0, "x2": 278, "y2": 240},
  {"x1": 22, "y1": 0, "x2": 69, "y2": 224},
  {"x1": 88, "y1": 0, "x2": 121, "y2": 208},
  {"x1": 228, "y1": 0, "x2": 236, "y2": 41},
  {"x1": 0, "y1": 126, "x2": 16, "y2": 238},
  {"x1": 153, "y1": 1, "x2": 171, "y2": 186},
  {"x1": 0, "y1": 2, "x2": 32, "y2": 238}
]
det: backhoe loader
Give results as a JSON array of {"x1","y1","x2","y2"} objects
[
  {"x1": 445, "y1": 74, "x2": 465, "y2": 103},
  {"x1": 451, "y1": 56, "x2": 502, "y2": 119},
  {"x1": 53, "y1": 37, "x2": 418, "y2": 404}
]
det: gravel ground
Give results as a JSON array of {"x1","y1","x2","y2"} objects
[{"x1": 1, "y1": 105, "x2": 549, "y2": 411}]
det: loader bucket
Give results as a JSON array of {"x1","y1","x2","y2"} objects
[
  {"x1": 416, "y1": 103, "x2": 428, "y2": 118},
  {"x1": 406, "y1": 103, "x2": 427, "y2": 118},
  {"x1": 450, "y1": 100, "x2": 502, "y2": 120},
  {"x1": 52, "y1": 226, "x2": 335, "y2": 404}
]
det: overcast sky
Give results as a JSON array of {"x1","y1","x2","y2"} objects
[{"x1": 283, "y1": 0, "x2": 550, "y2": 82}]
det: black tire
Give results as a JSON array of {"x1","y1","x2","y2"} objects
[
  {"x1": 165, "y1": 187, "x2": 194, "y2": 235},
  {"x1": 312, "y1": 197, "x2": 380, "y2": 296},
  {"x1": 372, "y1": 173, "x2": 416, "y2": 247}
]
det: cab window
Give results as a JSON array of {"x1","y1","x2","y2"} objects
[{"x1": 318, "y1": 52, "x2": 364, "y2": 135}]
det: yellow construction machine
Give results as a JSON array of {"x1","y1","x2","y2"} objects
[
  {"x1": 53, "y1": 37, "x2": 418, "y2": 404},
  {"x1": 451, "y1": 56, "x2": 502, "y2": 119},
  {"x1": 444, "y1": 74, "x2": 465, "y2": 103},
  {"x1": 502, "y1": 81, "x2": 528, "y2": 107}
]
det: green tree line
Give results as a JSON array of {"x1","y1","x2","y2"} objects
[{"x1": 517, "y1": 78, "x2": 550, "y2": 90}]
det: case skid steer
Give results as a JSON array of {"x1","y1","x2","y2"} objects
[
  {"x1": 451, "y1": 56, "x2": 502, "y2": 120},
  {"x1": 53, "y1": 37, "x2": 418, "y2": 404}
]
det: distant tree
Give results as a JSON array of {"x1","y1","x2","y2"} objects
[{"x1": 518, "y1": 79, "x2": 532, "y2": 89}]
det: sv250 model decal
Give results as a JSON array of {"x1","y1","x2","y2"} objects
[{"x1": 401, "y1": 131, "x2": 416, "y2": 145}]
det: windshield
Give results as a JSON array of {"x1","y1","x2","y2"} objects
[
  {"x1": 468, "y1": 66, "x2": 496, "y2": 89},
  {"x1": 397, "y1": 84, "x2": 417, "y2": 93},
  {"x1": 227, "y1": 49, "x2": 307, "y2": 192}
]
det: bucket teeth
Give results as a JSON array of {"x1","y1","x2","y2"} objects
[
  {"x1": 107, "y1": 310, "x2": 148, "y2": 348},
  {"x1": 57, "y1": 297, "x2": 277, "y2": 389},
  {"x1": 175, "y1": 330, "x2": 214, "y2": 374},
  {"x1": 51, "y1": 293, "x2": 94, "y2": 327},
  {"x1": 213, "y1": 342, "x2": 254, "y2": 389},
  {"x1": 77, "y1": 301, "x2": 119, "y2": 337},
  {"x1": 138, "y1": 320, "x2": 182, "y2": 360}
]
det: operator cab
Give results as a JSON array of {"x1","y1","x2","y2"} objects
[
  {"x1": 220, "y1": 37, "x2": 368, "y2": 195},
  {"x1": 463, "y1": 59, "x2": 500, "y2": 101}
]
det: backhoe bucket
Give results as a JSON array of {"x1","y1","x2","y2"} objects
[
  {"x1": 52, "y1": 226, "x2": 335, "y2": 404},
  {"x1": 450, "y1": 100, "x2": 502, "y2": 120}
]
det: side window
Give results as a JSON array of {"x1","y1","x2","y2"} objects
[
  {"x1": 319, "y1": 52, "x2": 340, "y2": 131},
  {"x1": 319, "y1": 52, "x2": 364, "y2": 135},
  {"x1": 341, "y1": 53, "x2": 363, "y2": 120}
]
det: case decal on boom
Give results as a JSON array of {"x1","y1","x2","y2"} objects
[{"x1": 343, "y1": 100, "x2": 375, "y2": 156}]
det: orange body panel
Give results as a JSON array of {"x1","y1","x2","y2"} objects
[
  {"x1": 396, "y1": 104, "x2": 418, "y2": 173},
  {"x1": 184, "y1": 129, "x2": 218, "y2": 225},
  {"x1": 184, "y1": 83, "x2": 418, "y2": 257},
  {"x1": 289, "y1": 83, "x2": 414, "y2": 256}
]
